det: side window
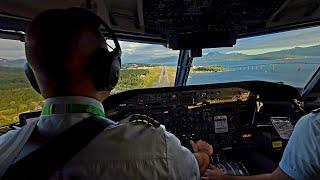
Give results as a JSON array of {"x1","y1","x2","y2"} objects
[
  {"x1": 0, "y1": 40, "x2": 178, "y2": 127},
  {"x1": 0, "y1": 39, "x2": 43, "y2": 127}
]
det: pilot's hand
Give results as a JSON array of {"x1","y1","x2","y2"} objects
[
  {"x1": 201, "y1": 165, "x2": 225, "y2": 180},
  {"x1": 190, "y1": 140, "x2": 213, "y2": 156}
]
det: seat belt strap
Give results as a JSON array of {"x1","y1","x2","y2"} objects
[
  {"x1": 2, "y1": 116, "x2": 114, "y2": 180},
  {"x1": 0, "y1": 119, "x2": 38, "y2": 178}
]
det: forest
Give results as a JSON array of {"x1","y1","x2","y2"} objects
[
  {"x1": 0, "y1": 66, "x2": 174, "y2": 127},
  {"x1": 0, "y1": 67, "x2": 43, "y2": 127},
  {"x1": 113, "y1": 66, "x2": 163, "y2": 92}
]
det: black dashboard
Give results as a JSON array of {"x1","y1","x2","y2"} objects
[
  {"x1": 10, "y1": 81, "x2": 305, "y2": 175},
  {"x1": 104, "y1": 81, "x2": 304, "y2": 174},
  {"x1": 106, "y1": 86, "x2": 254, "y2": 150}
]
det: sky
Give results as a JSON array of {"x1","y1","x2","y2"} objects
[
  {"x1": 1, "y1": 26, "x2": 320, "y2": 61},
  {"x1": 215, "y1": 26, "x2": 320, "y2": 55}
]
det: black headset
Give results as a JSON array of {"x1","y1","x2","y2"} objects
[{"x1": 24, "y1": 8, "x2": 122, "y2": 93}]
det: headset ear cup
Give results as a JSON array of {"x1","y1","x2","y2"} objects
[
  {"x1": 24, "y1": 63, "x2": 41, "y2": 93},
  {"x1": 90, "y1": 48, "x2": 121, "y2": 91},
  {"x1": 108, "y1": 53, "x2": 121, "y2": 90}
]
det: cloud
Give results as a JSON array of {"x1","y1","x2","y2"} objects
[
  {"x1": 119, "y1": 41, "x2": 146, "y2": 53},
  {"x1": 0, "y1": 38, "x2": 178, "y2": 63},
  {"x1": 121, "y1": 41, "x2": 178, "y2": 56},
  {"x1": 120, "y1": 41, "x2": 179, "y2": 64},
  {"x1": 215, "y1": 26, "x2": 320, "y2": 55},
  {"x1": 0, "y1": 39, "x2": 25, "y2": 59},
  {"x1": 1, "y1": 26, "x2": 320, "y2": 61}
]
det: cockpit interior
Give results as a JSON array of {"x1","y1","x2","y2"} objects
[{"x1": 1, "y1": 0, "x2": 320, "y2": 176}]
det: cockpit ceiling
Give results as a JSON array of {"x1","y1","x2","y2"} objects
[
  {"x1": 1, "y1": 0, "x2": 320, "y2": 49},
  {"x1": 0, "y1": 0, "x2": 144, "y2": 32}
]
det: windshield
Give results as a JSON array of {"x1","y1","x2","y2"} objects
[
  {"x1": 0, "y1": 40, "x2": 177, "y2": 127},
  {"x1": 112, "y1": 42, "x2": 178, "y2": 93},
  {"x1": 188, "y1": 26, "x2": 320, "y2": 88}
]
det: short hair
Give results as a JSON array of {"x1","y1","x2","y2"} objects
[{"x1": 25, "y1": 8, "x2": 103, "y2": 83}]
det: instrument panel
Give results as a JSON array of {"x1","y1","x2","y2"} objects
[
  {"x1": 10, "y1": 82, "x2": 301, "y2": 175},
  {"x1": 104, "y1": 81, "x2": 305, "y2": 174},
  {"x1": 116, "y1": 87, "x2": 251, "y2": 106},
  {"x1": 106, "y1": 87, "x2": 256, "y2": 152}
]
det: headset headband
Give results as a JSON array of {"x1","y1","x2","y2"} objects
[{"x1": 68, "y1": 8, "x2": 121, "y2": 54}]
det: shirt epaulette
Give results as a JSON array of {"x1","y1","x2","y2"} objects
[
  {"x1": 312, "y1": 108, "x2": 320, "y2": 113},
  {"x1": 129, "y1": 114, "x2": 160, "y2": 128}
]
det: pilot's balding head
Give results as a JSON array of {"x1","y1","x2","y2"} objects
[{"x1": 25, "y1": 8, "x2": 109, "y2": 101}]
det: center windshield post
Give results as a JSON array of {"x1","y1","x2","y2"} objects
[{"x1": 175, "y1": 50, "x2": 193, "y2": 86}]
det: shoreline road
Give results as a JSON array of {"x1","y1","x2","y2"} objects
[{"x1": 158, "y1": 66, "x2": 170, "y2": 87}]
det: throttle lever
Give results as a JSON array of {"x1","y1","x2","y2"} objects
[{"x1": 252, "y1": 100, "x2": 263, "y2": 125}]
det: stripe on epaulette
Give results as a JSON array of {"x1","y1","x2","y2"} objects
[
  {"x1": 312, "y1": 108, "x2": 320, "y2": 113},
  {"x1": 129, "y1": 114, "x2": 160, "y2": 127}
]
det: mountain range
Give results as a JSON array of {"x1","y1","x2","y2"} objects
[
  {"x1": 194, "y1": 44, "x2": 320, "y2": 65},
  {"x1": 1, "y1": 44, "x2": 320, "y2": 68},
  {"x1": 0, "y1": 58, "x2": 25, "y2": 68}
]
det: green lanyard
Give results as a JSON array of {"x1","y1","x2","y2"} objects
[{"x1": 41, "y1": 104, "x2": 105, "y2": 117}]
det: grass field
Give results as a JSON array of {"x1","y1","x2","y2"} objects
[
  {"x1": 142, "y1": 67, "x2": 163, "y2": 87},
  {"x1": 0, "y1": 66, "x2": 176, "y2": 127},
  {"x1": 167, "y1": 66, "x2": 177, "y2": 85},
  {"x1": 0, "y1": 67, "x2": 43, "y2": 127},
  {"x1": 112, "y1": 66, "x2": 163, "y2": 93}
]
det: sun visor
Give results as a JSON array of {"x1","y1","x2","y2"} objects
[
  {"x1": 100, "y1": 0, "x2": 145, "y2": 33},
  {"x1": 267, "y1": 0, "x2": 320, "y2": 28}
]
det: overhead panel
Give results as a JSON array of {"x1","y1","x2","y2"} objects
[
  {"x1": 1, "y1": 0, "x2": 320, "y2": 48},
  {"x1": 143, "y1": 0, "x2": 287, "y2": 49}
]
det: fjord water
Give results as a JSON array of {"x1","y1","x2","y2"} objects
[{"x1": 188, "y1": 58, "x2": 320, "y2": 88}]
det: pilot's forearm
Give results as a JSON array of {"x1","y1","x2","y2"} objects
[
  {"x1": 221, "y1": 174, "x2": 272, "y2": 180},
  {"x1": 193, "y1": 152, "x2": 210, "y2": 175},
  {"x1": 217, "y1": 167, "x2": 290, "y2": 180}
]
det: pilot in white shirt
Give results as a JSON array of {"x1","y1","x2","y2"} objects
[
  {"x1": 0, "y1": 96, "x2": 200, "y2": 179},
  {"x1": 0, "y1": 8, "x2": 212, "y2": 179}
]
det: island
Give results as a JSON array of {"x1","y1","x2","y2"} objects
[{"x1": 191, "y1": 65, "x2": 228, "y2": 73}]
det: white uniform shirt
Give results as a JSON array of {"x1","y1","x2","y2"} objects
[
  {"x1": 279, "y1": 112, "x2": 320, "y2": 179},
  {"x1": 0, "y1": 96, "x2": 200, "y2": 180}
]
